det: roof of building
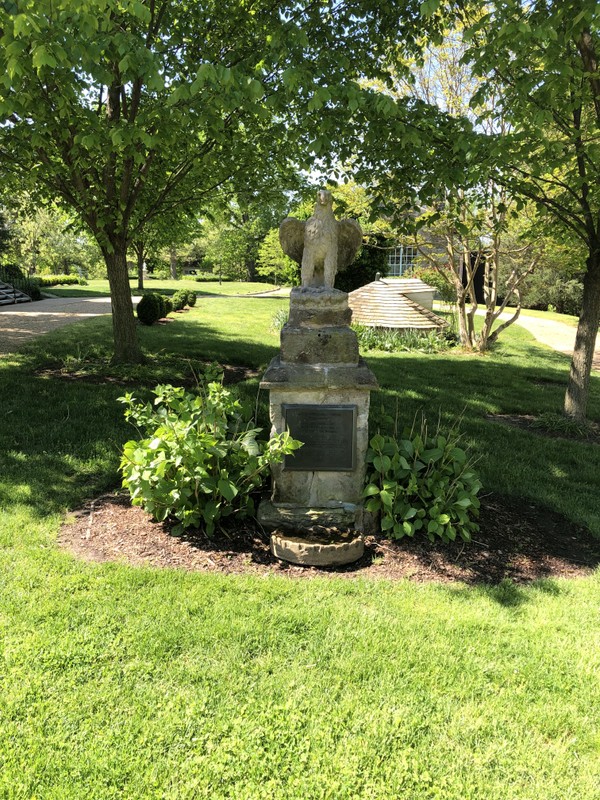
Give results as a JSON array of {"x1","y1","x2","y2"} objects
[
  {"x1": 348, "y1": 278, "x2": 447, "y2": 330},
  {"x1": 383, "y1": 277, "x2": 437, "y2": 294}
]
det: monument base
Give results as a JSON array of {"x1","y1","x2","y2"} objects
[
  {"x1": 258, "y1": 499, "x2": 364, "y2": 533},
  {"x1": 270, "y1": 529, "x2": 364, "y2": 567}
]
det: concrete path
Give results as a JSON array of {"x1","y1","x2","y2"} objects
[
  {"x1": 0, "y1": 294, "x2": 598, "y2": 371},
  {"x1": 0, "y1": 296, "x2": 117, "y2": 355},
  {"x1": 494, "y1": 311, "x2": 600, "y2": 372}
]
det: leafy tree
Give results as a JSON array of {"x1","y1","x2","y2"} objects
[
  {"x1": 256, "y1": 228, "x2": 300, "y2": 286},
  {"x1": 0, "y1": 209, "x2": 11, "y2": 256},
  {"x1": 360, "y1": 24, "x2": 538, "y2": 351},
  {"x1": 0, "y1": 0, "x2": 461, "y2": 362},
  {"x1": 3, "y1": 196, "x2": 103, "y2": 275},
  {"x1": 131, "y1": 209, "x2": 202, "y2": 292},
  {"x1": 200, "y1": 186, "x2": 304, "y2": 282},
  {"x1": 461, "y1": 0, "x2": 600, "y2": 417}
]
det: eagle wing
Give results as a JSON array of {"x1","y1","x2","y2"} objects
[
  {"x1": 336, "y1": 219, "x2": 363, "y2": 270},
  {"x1": 279, "y1": 217, "x2": 305, "y2": 265}
]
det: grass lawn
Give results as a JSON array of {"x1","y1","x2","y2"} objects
[
  {"x1": 433, "y1": 301, "x2": 582, "y2": 328},
  {"x1": 1, "y1": 298, "x2": 600, "y2": 799},
  {"x1": 503, "y1": 306, "x2": 581, "y2": 327},
  {"x1": 46, "y1": 278, "x2": 280, "y2": 298}
]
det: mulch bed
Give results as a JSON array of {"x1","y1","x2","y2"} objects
[{"x1": 59, "y1": 492, "x2": 600, "y2": 585}]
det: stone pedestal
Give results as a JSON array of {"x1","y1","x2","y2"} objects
[{"x1": 258, "y1": 287, "x2": 377, "y2": 552}]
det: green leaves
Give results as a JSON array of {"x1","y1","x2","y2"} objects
[
  {"x1": 364, "y1": 416, "x2": 482, "y2": 544},
  {"x1": 31, "y1": 45, "x2": 57, "y2": 71},
  {"x1": 119, "y1": 375, "x2": 301, "y2": 536},
  {"x1": 419, "y1": 0, "x2": 441, "y2": 18}
]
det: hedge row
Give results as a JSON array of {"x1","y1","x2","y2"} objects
[{"x1": 34, "y1": 274, "x2": 87, "y2": 287}]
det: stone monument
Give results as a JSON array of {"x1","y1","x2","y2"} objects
[{"x1": 258, "y1": 190, "x2": 378, "y2": 566}]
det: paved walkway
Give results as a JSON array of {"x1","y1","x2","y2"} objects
[
  {"x1": 0, "y1": 295, "x2": 598, "y2": 370},
  {"x1": 0, "y1": 296, "x2": 117, "y2": 354},
  {"x1": 494, "y1": 311, "x2": 600, "y2": 372}
]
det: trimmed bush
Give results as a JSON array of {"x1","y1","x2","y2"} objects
[
  {"x1": 172, "y1": 290, "x2": 188, "y2": 311},
  {"x1": 136, "y1": 293, "x2": 162, "y2": 325},
  {"x1": 195, "y1": 274, "x2": 232, "y2": 282},
  {"x1": 187, "y1": 291, "x2": 197, "y2": 307},
  {"x1": 164, "y1": 296, "x2": 173, "y2": 315},
  {"x1": 154, "y1": 294, "x2": 167, "y2": 319},
  {"x1": 34, "y1": 274, "x2": 81, "y2": 287},
  {"x1": 24, "y1": 280, "x2": 42, "y2": 301}
]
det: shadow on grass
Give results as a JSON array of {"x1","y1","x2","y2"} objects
[
  {"x1": 443, "y1": 577, "x2": 566, "y2": 608},
  {"x1": 2, "y1": 309, "x2": 600, "y2": 547}
]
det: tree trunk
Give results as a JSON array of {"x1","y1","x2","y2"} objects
[
  {"x1": 456, "y1": 285, "x2": 473, "y2": 348},
  {"x1": 136, "y1": 243, "x2": 144, "y2": 293},
  {"x1": 245, "y1": 256, "x2": 257, "y2": 282},
  {"x1": 564, "y1": 251, "x2": 600, "y2": 419},
  {"x1": 169, "y1": 246, "x2": 178, "y2": 280},
  {"x1": 104, "y1": 242, "x2": 144, "y2": 364}
]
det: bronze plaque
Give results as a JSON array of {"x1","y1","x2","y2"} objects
[{"x1": 283, "y1": 404, "x2": 356, "y2": 471}]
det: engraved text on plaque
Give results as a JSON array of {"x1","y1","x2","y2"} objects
[{"x1": 283, "y1": 404, "x2": 356, "y2": 471}]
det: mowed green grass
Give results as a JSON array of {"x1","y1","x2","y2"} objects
[
  {"x1": 46, "y1": 278, "x2": 279, "y2": 298},
  {"x1": 1, "y1": 297, "x2": 600, "y2": 799}
]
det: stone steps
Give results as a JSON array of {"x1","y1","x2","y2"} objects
[{"x1": 0, "y1": 281, "x2": 32, "y2": 305}]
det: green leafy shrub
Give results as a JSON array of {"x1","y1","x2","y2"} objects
[
  {"x1": 24, "y1": 280, "x2": 42, "y2": 301},
  {"x1": 164, "y1": 296, "x2": 173, "y2": 315},
  {"x1": 155, "y1": 294, "x2": 167, "y2": 319},
  {"x1": 521, "y1": 266, "x2": 584, "y2": 315},
  {"x1": 0, "y1": 263, "x2": 25, "y2": 282},
  {"x1": 187, "y1": 291, "x2": 197, "y2": 307},
  {"x1": 364, "y1": 417, "x2": 482, "y2": 542},
  {"x1": 136, "y1": 293, "x2": 162, "y2": 325},
  {"x1": 34, "y1": 274, "x2": 81, "y2": 287},
  {"x1": 172, "y1": 290, "x2": 188, "y2": 311},
  {"x1": 270, "y1": 307, "x2": 289, "y2": 333},
  {"x1": 119, "y1": 377, "x2": 302, "y2": 535},
  {"x1": 335, "y1": 233, "x2": 389, "y2": 293},
  {"x1": 353, "y1": 324, "x2": 456, "y2": 353}
]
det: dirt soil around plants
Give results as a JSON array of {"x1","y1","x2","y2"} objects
[{"x1": 59, "y1": 492, "x2": 600, "y2": 585}]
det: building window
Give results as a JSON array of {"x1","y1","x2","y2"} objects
[{"x1": 387, "y1": 245, "x2": 416, "y2": 277}]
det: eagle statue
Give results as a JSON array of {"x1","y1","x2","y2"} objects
[{"x1": 279, "y1": 189, "x2": 363, "y2": 289}]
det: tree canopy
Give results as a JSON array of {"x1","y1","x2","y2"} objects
[
  {"x1": 0, "y1": 0, "x2": 446, "y2": 361},
  {"x1": 461, "y1": 0, "x2": 600, "y2": 417}
]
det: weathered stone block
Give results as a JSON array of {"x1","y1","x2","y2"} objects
[
  {"x1": 280, "y1": 325, "x2": 359, "y2": 365},
  {"x1": 287, "y1": 286, "x2": 352, "y2": 328},
  {"x1": 258, "y1": 500, "x2": 363, "y2": 533}
]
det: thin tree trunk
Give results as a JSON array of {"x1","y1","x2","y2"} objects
[
  {"x1": 104, "y1": 242, "x2": 144, "y2": 364},
  {"x1": 169, "y1": 246, "x2": 178, "y2": 280},
  {"x1": 564, "y1": 252, "x2": 600, "y2": 419},
  {"x1": 136, "y1": 242, "x2": 144, "y2": 292},
  {"x1": 455, "y1": 285, "x2": 472, "y2": 347}
]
